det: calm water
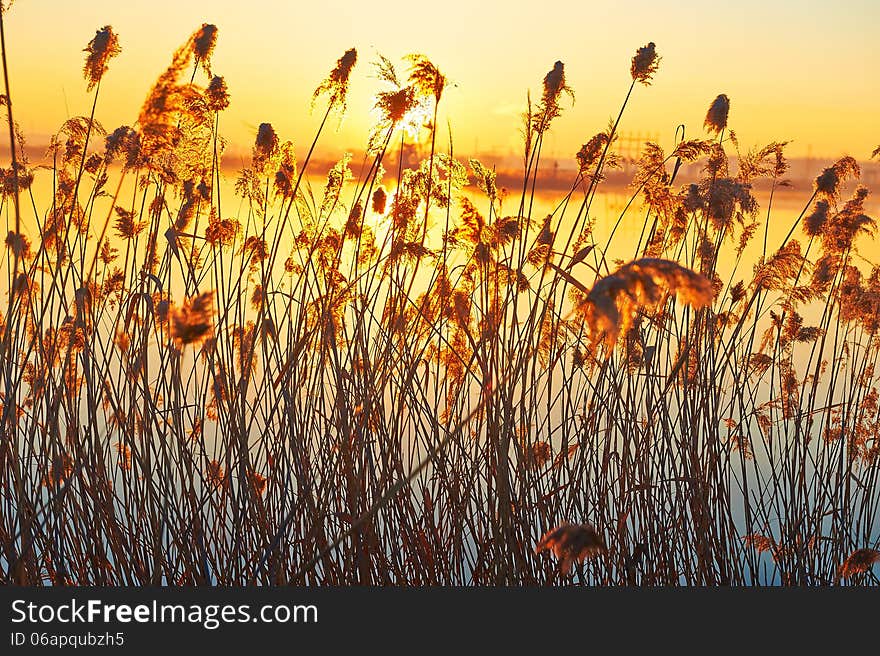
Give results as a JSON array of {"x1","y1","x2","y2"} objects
[{"x1": 6, "y1": 167, "x2": 879, "y2": 585}]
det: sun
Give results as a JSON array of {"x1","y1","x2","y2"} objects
[
  {"x1": 370, "y1": 89, "x2": 434, "y2": 145},
  {"x1": 396, "y1": 97, "x2": 434, "y2": 143}
]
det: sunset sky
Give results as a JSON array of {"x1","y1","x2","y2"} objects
[{"x1": 4, "y1": 0, "x2": 878, "y2": 164}]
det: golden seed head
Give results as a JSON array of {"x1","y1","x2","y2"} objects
[
  {"x1": 631, "y1": 41, "x2": 660, "y2": 85},
  {"x1": 704, "y1": 94, "x2": 730, "y2": 135},
  {"x1": 83, "y1": 25, "x2": 122, "y2": 91}
]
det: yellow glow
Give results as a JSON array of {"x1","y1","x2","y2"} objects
[
  {"x1": 2, "y1": 0, "x2": 878, "y2": 163},
  {"x1": 384, "y1": 96, "x2": 433, "y2": 144}
]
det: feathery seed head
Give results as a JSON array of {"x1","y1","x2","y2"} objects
[
  {"x1": 704, "y1": 94, "x2": 730, "y2": 135},
  {"x1": 313, "y1": 48, "x2": 358, "y2": 114},
  {"x1": 83, "y1": 26, "x2": 121, "y2": 91},
  {"x1": 205, "y1": 76, "x2": 230, "y2": 112},
  {"x1": 372, "y1": 187, "x2": 387, "y2": 214},
  {"x1": 576, "y1": 132, "x2": 610, "y2": 173},
  {"x1": 578, "y1": 258, "x2": 713, "y2": 353},
  {"x1": 814, "y1": 155, "x2": 860, "y2": 200},
  {"x1": 839, "y1": 548, "x2": 880, "y2": 579},
  {"x1": 543, "y1": 61, "x2": 566, "y2": 106},
  {"x1": 253, "y1": 123, "x2": 279, "y2": 172},
  {"x1": 631, "y1": 42, "x2": 660, "y2": 85},
  {"x1": 407, "y1": 54, "x2": 447, "y2": 102},
  {"x1": 535, "y1": 522, "x2": 606, "y2": 575},
  {"x1": 533, "y1": 60, "x2": 573, "y2": 134},
  {"x1": 193, "y1": 24, "x2": 218, "y2": 74},
  {"x1": 803, "y1": 200, "x2": 830, "y2": 236},
  {"x1": 171, "y1": 291, "x2": 215, "y2": 347}
]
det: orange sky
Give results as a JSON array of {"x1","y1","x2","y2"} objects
[{"x1": 3, "y1": 0, "x2": 878, "y2": 164}]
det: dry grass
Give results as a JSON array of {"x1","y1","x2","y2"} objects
[{"x1": 0, "y1": 22, "x2": 878, "y2": 586}]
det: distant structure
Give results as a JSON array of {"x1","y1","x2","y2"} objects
[{"x1": 615, "y1": 131, "x2": 661, "y2": 173}]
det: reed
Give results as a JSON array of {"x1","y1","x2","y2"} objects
[{"x1": 0, "y1": 23, "x2": 878, "y2": 586}]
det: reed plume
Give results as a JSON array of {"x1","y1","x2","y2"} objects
[
  {"x1": 83, "y1": 26, "x2": 121, "y2": 91},
  {"x1": 313, "y1": 47, "x2": 357, "y2": 113},
  {"x1": 533, "y1": 60, "x2": 573, "y2": 134},
  {"x1": 407, "y1": 54, "x2": 446, "y2": 102},
  {"x1": 171, "y1": 290, "x2": 215, "y2": 347},
  {"x1": 577, "y1": 258, "x2": 714, "y2": 350},
  {"x1": 193, "y1": 23, "x2": 218, "y2": 75},
  {"x1": 839, "y1": 549, "x2": 880, "y2": 579},
  {"x1": 630, "y1": 42, "x2": 660, "y2": 85},
  {"x1": 205, "y1": 75, "x2": 230, "y2": 112},
  {"x1": 535, "y1": 523, "x2": 606, "y2": 575},
  {"x1": 136, "y1": 30, "x2": 202, "y2": 161},
  {"x1": 704, "y1": 94, "x2": 730, "y2": 135},
  {"x1": 814, "y1": 155, "x2": 860, "y2": 200}
]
